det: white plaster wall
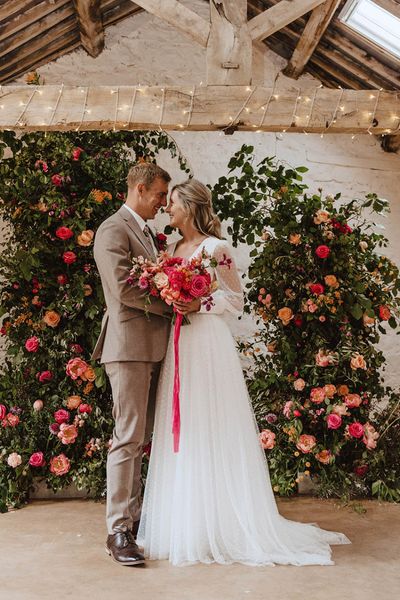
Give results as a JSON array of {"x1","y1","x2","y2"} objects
[{"x1": 12, "y1": 0, "x2": 400, "y2": 387}]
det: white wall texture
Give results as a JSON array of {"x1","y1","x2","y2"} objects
[{"x1": 11, "y1": 0, "x2": 400, "y2": 387}]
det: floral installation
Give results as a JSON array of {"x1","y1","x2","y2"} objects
[
  {"x1": 0, "y1": 129, "x2": 190, "y2": 511},
  {"x1": 213, "y1": 144, "x2": 400, "y2": 501}
]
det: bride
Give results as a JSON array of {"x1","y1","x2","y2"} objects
[{"x1": 137, "y1": 179, "x2": 350, "y2": 566}]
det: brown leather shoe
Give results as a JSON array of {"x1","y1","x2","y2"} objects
[
  {"x1": 131, "y1": 520, "x2": 140, "y2": 538},
  {"x1": 106, "y1": 530, "x2": 145, "y2": 566}
]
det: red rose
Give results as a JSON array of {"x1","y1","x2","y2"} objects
[
  {"x1": 25, "y1": 336, "x2": 39, "y2": 352},
  {"x1": 54, "y1": 409, "x2": 70, "y2": 424},
  {"x1": 294, "y1": 315, "x2": 303, "y2": 327},
  {"x1": 0, "y1": 404, "x2": 6, "y2": 420},
  {"x1": 51, "y1": 174, "x2": 63, "y2": 187},
  {"x1": 56, "y1": 226, "x2": 74, "y2": 240},
  {"x1": 78, "y1": 403, "x2": 92, "y2": 414},
  {"x1": 63, "y1": 251, "x2": 76, "y2": 264},
  {"x1": 57, "y1": 274, "x2": 69, "y2": 285},
  {"x1": 310, "y1": 283, "x2": 325, "y2": 295},
  {"x1": 29, "y1": 452, "x2": 46, "y2": 467},
  {"x1": 70, "y1": 343, "x2": 83, "y2": 354},
  {"x1": 37, "y1": 370, "x2": 53, "y2": 383},
  {"x1": 354, "y1": 465, "x2": 368, "y2": 477},
  {"x1": 379, "y1": 305, "x2": 391, "y2": 321},
  {"x1": 348, "y1": 422, "x2": 364, "y2": 439},
  {"x1": 315, "y1": 245, "x2": 330, "y2": 259},
  {"x1": 72, "y1": 147, "x2": 83, "y2": 161}
]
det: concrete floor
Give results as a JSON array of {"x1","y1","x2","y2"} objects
[{"x1": 1, "y1": 497, "x2": 399, "y2": 600}]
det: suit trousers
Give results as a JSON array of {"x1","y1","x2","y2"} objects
[{"x1": 105, "y1": 360, "x2": 161, "y2": 534}]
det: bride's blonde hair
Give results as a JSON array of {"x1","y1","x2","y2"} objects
[{"x1": 171, "y1": 179, "x2": 222, "y2": 239}]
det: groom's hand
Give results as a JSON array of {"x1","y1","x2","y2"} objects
[{"x1": 174, "y1": 298, "x2": 201, "y2": 315}]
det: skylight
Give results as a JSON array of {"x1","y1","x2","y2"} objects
[{"x1": 339, "y1": 0, "x2": 400, "y2": 59}]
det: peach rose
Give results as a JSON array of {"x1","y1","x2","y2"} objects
[
  {"x1": 77, "y1": 229, "x2": 94, "y2": 247},
  {"x1": 344, "y1": 393, "x2": 362, "y2": 408},
  {"x1": 359, "y1": 241, "x2": 368, "y2": 252},
  {"x1": 83, "y1": 366, "x2": 96, "y2": 382},
  {"x1": 363, "y1": 422, "x2": 379, "y2": 450},
  {"x1": 259, "y1": 429, "x2": 276, "y2": 450},
  {"x1": 363, "y1": 313, "x2": 375, "y2": 327},
  {"x1": 293, "y1": 378, "x2": 306, "y2": 391},
  {"x1": 7, "y1": 452, "x2": 22, "y2": 468},
  {"x1": 296, "y1": 434, "x2": 317, "y2": 454},
  {"x1": 337, "y1": 384, "x2": 350, "y2": 396},
  {"x1": 310, "y1": 387, "x2": 326, "y2": 404},
  {"x1": 315, "y1": 449, "x2": 332, "y2": 464},
  {"x1": 49, "y1": 453, "x2": 71, "y2": 476},
  {"x1": 66, "y1": 357, "x2": 90, "y2": 380},
  {"x1": 350, "y1": 353, "x2": 367, "y2": 370},
  {"x1": 277, "y1": 307, "x2": 293, "y2": 325},
  {"x1": 289, "y1": 233, "x2": 301, "y2": 245},
  {"x1": 58, "y1": 423, "x2": 78, "y2": 445},
  {"x1": 66, "y1": 395, "x2": 82, "y2": 410},
  {"x1": 324, "y1": 384, "x2": 337, "y2": 398},
  {"x1": 83, "y1": 284, "x2": 93, "y2": 296},
  {"x1": 33, "y1": 399, "x2": 44, "y2": 411},
  {"x1": 314, "y1": 210, "x2": 330, "y2": 224},
  {"x1": 324, "y1": 275, "x2": 339, "y2": 288},
  {"x1": 332, "y1": 403, "x2": 349, "y2": 416},
  {"x1": 154, "y1": 272, "x2": 169, "y2": 289},
  {"x1": 43, "y1": 310, "x2": 61, "y2": 328}
]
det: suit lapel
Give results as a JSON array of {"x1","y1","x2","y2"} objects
[{"x1": 117, "y1": 206, "x2": 155, "y2": 259}]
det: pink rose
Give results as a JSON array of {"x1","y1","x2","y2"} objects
[
  {"x1": 310, "y1": 283, "x2": 324, "y2": 295},
  {"x1": 293, "y1": 378, "x2": 305, "y2": 391},
  {"x1": 66, "y1": 357, "x2": 89, "y2": 380},
  {"x1": 51, "y1": 174, "x2": 63, "y2": 187},
  {"x1": 63, "y1": 251, "x2": 77, "y2": 265},
  {"x1": 296, "y1": 434, "x2": 316, "y2": 454},
  {"x1": 0, "y1": 404, "x2": 6, "y2": 420},
  {"x1": 49, "y1": 453, "x2": 71, "y2": 476},
  {"x1": 49, "y1": 423, "x2": 60, "y2": 435},
  {"x1": 72, "y1": 147, "x2": 83, "y2": 161},
  {"x1": 310, "y1": 387, "x2": 326, "y2": 404},
  {"x1": 315, "y1": 245, "x2": 330, "y2": 259},
  {"x1": 25, "y1": 336, "x2": 39, "y2": 352},
  {"x1": 190, "y1": 275, "x2": 210, "y2": 298},
  {"x1": 315, "y1": 349, "x2": 336, "y2": 367},
  {"x1": 7, "y1": 452, "x2": 22, "y2": 468},
  {"x1": 56, "y1": 226, "x2": 74, "y2": 240},
  {"x1": 78, "y1": 403, "x2": 92, "y2": 414},
  {"x1": 344, "y1": 393, "x2": 362, "y2": 408},
  {"x1": 259, "y1": 429, "x2": 276, "y2": 450},
  {"x1": 58, "y1": 423, "x2": 78, "y2": 444},
  {"x1": 283, "y1": 401, "x2": 294, "y2": 418},
  {"x1": 29, "y1": 452, "x2": 46, "y2": 467},
  {"x1": 326, "y1": 413, "x2": 342, "y2": 429},
  {"x1": 347, "y1": 422, "x2": 364, "y2": 439},
  {"x1": 37, "y1": 370, "x2": 53, "y2": 383},
  {"x1": 54, "y1": 409, "x2": 70, "y2": 424},
  {"x1": 33, "y1": 400, "x2": 43, "y2": 411},
  {"x1": 363, "y1": 422, "x2": 379, "y2": 450}
]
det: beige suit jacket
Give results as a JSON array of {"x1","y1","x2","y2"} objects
[{"x1": 92, "y1": 206, "x2": 170, "y2": 363}]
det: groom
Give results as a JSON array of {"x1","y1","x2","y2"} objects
[{"x1": 92, "y1": 162, "x2": 171, "y2": 566}]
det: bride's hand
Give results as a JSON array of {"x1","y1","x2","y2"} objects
[{"x1": 174, "y1": 298, "x2": 201, "y2": 315}]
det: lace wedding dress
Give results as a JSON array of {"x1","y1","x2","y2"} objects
[{"x1": 137, "y1": 236, "x2": 350, "y2": 566}]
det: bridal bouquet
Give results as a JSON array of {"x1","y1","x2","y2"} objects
[{"x1": 127, "y1": 250, "x2": 218, "y2": 452}]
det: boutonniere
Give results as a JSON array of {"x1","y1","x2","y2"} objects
[{"x1": 156, "y1": 232, "x2": 168, "y2": 251}]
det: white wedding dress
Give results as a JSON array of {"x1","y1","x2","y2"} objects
[{"x1": 137, "y1": 236, "x2": 350, "y2": 566}]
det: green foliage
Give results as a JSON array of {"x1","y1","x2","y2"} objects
[
  {"x1": 212, "y1": 144, "x2": 400, "y2": 501},
  {"x1": 0, "y1": 129, "x2": 188, "y2": 510}
]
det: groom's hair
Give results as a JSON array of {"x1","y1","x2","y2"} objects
[{"x1": 127, "y1": 162, "x2": 171, "y2": 190}]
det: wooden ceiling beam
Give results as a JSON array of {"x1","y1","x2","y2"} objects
[
  {"x1": 283, "y1": 0, "x2": 341, "y2": 79},
  {"x1": 130, "y1": 0, "x2": 210, "y2": 47},
  {"x1": 248, "y1": 0, "x2": 326, "y2": 41},
  {"x1": 73, "y1": 0, "x2": 104, "y2": 57}
]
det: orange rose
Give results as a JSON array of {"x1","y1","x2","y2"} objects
[
  {"x1": 66, "y1": 395, "x2": 82, "y2": 410},
  {"x1": 324, "y1": 275, "x2": 339, "y2": 288},
  {"x1": 314, "y1": 210, "x2": 330, "y2": 225},
  {"x1": 83, "y1": 366, "x2": 96, "y2": 382},
  {"x1": 277, "y1": 307, "x2": 293, "y2": 325},
  {"x1": 289, "y1": 233, "x2": 301, "y2": 245},
  {"x1": 337, "y1": 384, "x2": 349, "y2": 396},
  {"x1": 43, "y1": 310, "x2": 61, "y2": 328},
  {"x1": 316, "y1": 450, "x2": 332, "y2": 464},
  {"x1": 83, "y1": 382, "x2": 94, "y2": 395},
  {"x1": 77, "y1": 229, "x2": 94, "y2": 247}
]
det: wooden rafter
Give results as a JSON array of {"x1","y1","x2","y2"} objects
[
  {"x1": 73, "y1": 0, "x2": 104, "y2": 57},
  {"x1": 283, "y1": 0, "x2": 341, "y2": 79},
  {"x1": 0, "y1": 84, "x2": 399, "y2": 135},
  {"x1": 248, "y1": 0, "x2": 327, "y2": 41},
  {"x1": 130, "y1": 0, "x2": 210, "y2": 47}
]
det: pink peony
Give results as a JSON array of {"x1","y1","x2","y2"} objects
[
  {"x1": 7, "y1": 452, "x2": 22, "y2": 468},
  {"x1": 363, "y1": 422, "x2": 379, "y2": 450},
  {"x1": 51, "y1": 174, "x2": 63, "y2": 187},
  {"x1": 310, "y1": 387, "x2": 326, "y2": 404},
  {"x1": 344, "y1": 393, "x2": 362, "y2": 408},
  {"x1": 37, "y1": 370, "x2": 53, "y2": 383},
  {"x1": 296, "y1": 434, "x2": 317, "y2": 454},
  {"x1": 293, "y1": 378, "x2": 306, "y2": 391},
  {"x1": 66, "y1": 357, "x2": 89, "y2": 380},
  {"x1": 259, "y1": 429, "x2": 276, "y2": 450},
  {"x1": 25, "y1": 336, "x2": 39, "y2": 352},
  {"x1": 58, "y1": 423, "x2": 78, "y2": 444},
  {"x1": 78, "y1": 403, "x2": 92, "y2": 414},
  {"x1": 29, "y1": 452, "x2": 46, "y2": 467},
  {"x1": 190, "y1": 275, "x2": 210, "y2": 298},
  {"x1": 315, "y1": 245, "x2": 330, "y2": 259},
  {"x1": 63, "y1": 251, "x2": 77, "y2": 265},
  {"x1": 56, "y1": 226, "x2": 74, "y2": 240},
  {"x1": 72, "y1": 147, "x2": 84, "y2": 161},
  {"x1": 348, "y1": 422, "x2": 364, "y2": 439},
  {"x1": 49, "y1": 453, "x2": 70, "y2": 476},
  {"x1": 0, "y1": 404, "x2": 6, "y2": 420},
  {"x1": 54, "y1": 409, "x2": 70, "y2": 424},
  {"x1": 326, "y1": 413, "x2": 342, "y2": 429}
]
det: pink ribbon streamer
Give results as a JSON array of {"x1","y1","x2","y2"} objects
[{"x1": 172, "y1": 311, "x2": 183, "y2": 453}]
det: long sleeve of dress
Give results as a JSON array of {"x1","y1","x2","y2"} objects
[{"x1": 199, "y1": 241, "x2": 244, "y2": 316}]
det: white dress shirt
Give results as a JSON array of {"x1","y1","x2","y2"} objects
[{"x1": 123, "y1": 204, "x2": 157, "y2": 256}]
